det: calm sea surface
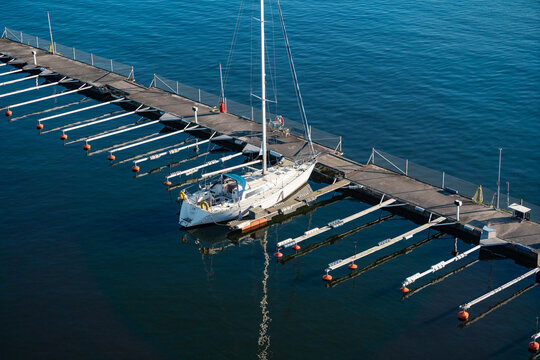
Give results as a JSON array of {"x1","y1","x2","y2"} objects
[{"x1": 1, "y1": 1, "x2": 539, "y2": 359}]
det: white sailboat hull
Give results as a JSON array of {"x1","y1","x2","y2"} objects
[{"x1": 179, "y1": 162, "x2": 315, "y2": 228}]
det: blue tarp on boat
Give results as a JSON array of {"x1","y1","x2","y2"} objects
[{"x1": 224, "y1": 173, "x2": 246, "y2": 192}]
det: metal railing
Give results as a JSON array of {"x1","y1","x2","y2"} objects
[
  {"x1": 2, "y1": 27, "x2": 134, "y2": 80},
  {"x1": 151, "y1": 73, "x2": 342, "y2": 152},
  {"x1": 368, "y1": 148, "x2": 540, "y2": 222},
  {"x1": 1, "y1": 27, "x2": 341, "y2": 152}
]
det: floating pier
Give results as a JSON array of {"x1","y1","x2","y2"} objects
[
  {"x1": 327, "y1": 232, "x2": 444, "y2": 288},
  {"x1": 325, "y1": 216, "x2": 446, "y2": 275},
  {"x1": 403, "y1": 259, "x2": 480, "y2": 299},
  {"x1": 276, "y1": 197, "x2": 396, "y2": 254},
  {"x1": 458, "y1": 267, "x2": 540, "y2": 321},
  {"x1": 276, "y1": 213, "x2": 392, "y2": 263},
  {"x1": 459, "y1": 283, "x2": 537, "y2": 328},
  {"x1": 230, "y1": 178, "x2": 351, "y2": 233},
  {"x1": 401, "y1": 244, "x2": 482, "y2": 291}
]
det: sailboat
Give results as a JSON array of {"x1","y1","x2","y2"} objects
[{"x1": 178, "y1": 0, "x2": 316, "y2": 228}]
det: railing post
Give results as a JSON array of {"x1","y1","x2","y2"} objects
[
  {"x1": 36, "y1": 36, "x2": 39, "y2": 48},
  {"x1": 110, "y1": 59, "x2": 113, "y2": 72},
  {"x1": 506, "y1": 181, "x2": 510, "y2": 207},
  {"x1": 72, "y1": 48, "x2": 76, "y2": 60},
  {"x1": 198, "y1": 88, "x2": 201, "y2": 102},
  {"x1": 20, "y1": 31, "x2": 23, "y2": 43},
  {"x1": 130, "y1": 66, "x2": 134, "y2": 81},
  {"x1": 442, "y1": 171, "x2": 445, "y2": 189},
  {"x1": 405, "y1": 159, "x2": 409, "y2": 176},
  {"x1": 176, "y1": 81, "x2": 179, "y2": 95},
  {"x1": 91, "y1": 53, "x2": 94, "y2": 66}
]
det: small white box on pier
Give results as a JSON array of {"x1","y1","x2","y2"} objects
[{"x1": 508, "y1": 203, "x2": 531, "y2": 221}]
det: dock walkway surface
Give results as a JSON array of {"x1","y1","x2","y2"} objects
[
  {"x1": 1, "y1": 38, "x2": 538, "y2": 264},
  {"x1": 321, "y1": 152, "x2": 540, "y2": 253}
]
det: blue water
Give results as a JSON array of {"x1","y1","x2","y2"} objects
[{"x1": 1, "y1": 0, "x2": 539, "y2": 359}]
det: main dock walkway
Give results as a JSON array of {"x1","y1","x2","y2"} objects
[{"x1": 1, "y1": 37, "x2": 538, "y2": 266}]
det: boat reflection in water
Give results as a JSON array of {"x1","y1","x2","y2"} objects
[{"x1": 179, "y1": 227, "x2": 272, "y2": 359}]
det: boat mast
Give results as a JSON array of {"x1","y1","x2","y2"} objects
[{"x1": 260, "y1": 0, "x2": 267, "y2": 174}]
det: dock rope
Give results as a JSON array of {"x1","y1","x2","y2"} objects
[{"x1": 472, "y1": 185, "x2": 483, "y2": 204}]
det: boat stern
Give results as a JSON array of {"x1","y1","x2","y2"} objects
[{"x1": 179, "y1": 200, "x2": 210, "y2": 228}]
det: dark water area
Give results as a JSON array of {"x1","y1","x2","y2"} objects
[{"x1": 1, "y1": 0, "x2": 539, "y2": 359}]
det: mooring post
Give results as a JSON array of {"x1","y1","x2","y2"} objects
[
  {"x1": 193, "y1": 106, "x2": 199, "y2": 152},
  {"x1": 47, "y1": 11, "x2": 55, "y2": 53},
  {"x1": 506, "y1": 181, "x2": 510, "y2": 207},
  {"x1": 455, "y1": 200, "x2": 462, "y2": 221}
]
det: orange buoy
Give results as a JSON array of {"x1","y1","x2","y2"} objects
[
  {"x1": 400, "y1": 287, "x2": 410, "y2": 293},
  {"x1": 219, "y1": 101, "x2": 226, "y2": 113},
  {"x1": 83, "y1": 143, "x2": 91, "y2": 151},
  {"x1": 164, "y1": 180, "x2": 172, "y2": 186},
  {"x1": 348, "y1": 263, "x2": 358, "y2": 270},
  {"x1": 322, "y1": 274, "x2": 333, "y2": 281},
  {"x1": 36, "y1": 123, "x2": 44, "y2": 130},
  {"x1": 529, "y1": 341, "x2": 540, "y2": 353},
  {"x1": 292, "y1": 244, "x2": 301, "y2": 251},
  {"x1": 107, "y1": 154, "x2": 116, "y2": 161},
  {"x1": 274, "y1": 251, "x2": 283, "y2": 258},
  {"x1": 458, "y1": 311, "x2": 469, "y2": 321},
  {"x1": 5, "y1": 109, "x2": 12, "y2": 117},
  {"x1": 60, "y1": 133, "x2": 68, "y2": 141},
  {"x1": 132, "y1": 165, "x2": 140, "y2": 173}
]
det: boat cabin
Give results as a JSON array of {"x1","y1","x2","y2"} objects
[{"x1": 209, "y1": 173, "x2": 247, "y2": 203}]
